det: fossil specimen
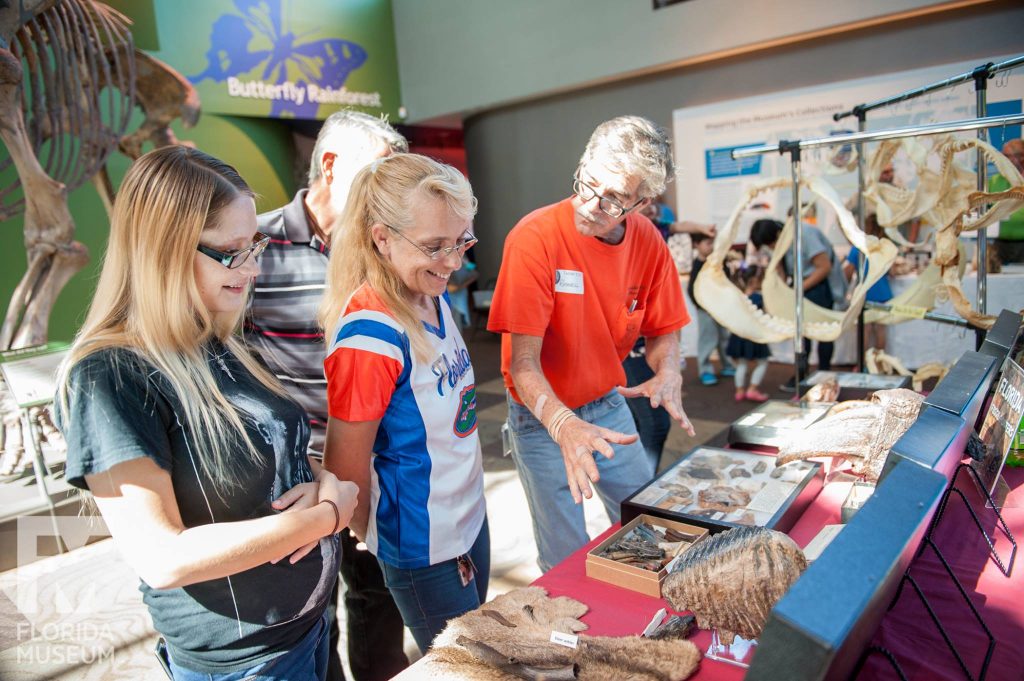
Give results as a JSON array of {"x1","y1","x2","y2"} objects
[
  {"x1": 695, "y1": 176, "x2": 897, "y2": 344},
  {"x1": 730, "y1": 467, "x2": 751, "y2": 478},
  {"x1": 662, "y1": 526, "x2": 807, "y2": 645},
  {"x1": 777, "y1": 388, "x2": 924, "y2": 482},
  {"x1": 685, "y1": 465, "x2": 720, "y2": 480},
  {"x1": 698, "y1": 486, "x2": 751, "y2": 513},
  {"x1": 804, "y1": 376, "x2": 840, "y2": 403},
  {"x1": 752, "y1": 461, "x2": 768, "y2": 475}
]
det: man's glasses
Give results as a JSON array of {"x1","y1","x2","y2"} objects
[
  {"x1": 387, "y1": 225, "x2": 477, "y2": 261},
  {"x1": 572, "y1": 173, "x2": 643, "y2": 219},
  {"x1": 196, "y1": 232, "x2": 271, "y2": 269}
]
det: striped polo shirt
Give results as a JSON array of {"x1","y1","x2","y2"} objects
[
  {"x1": 324, "y1": 284, "x2": 485, "y2": 569},
  {"x1": 245, "y1": 190, "x2": 331, "y2": 457}
]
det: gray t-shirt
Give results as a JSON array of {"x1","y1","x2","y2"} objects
[{"x1": 57, "y1": 343, "x2": 338, "y2": 674}]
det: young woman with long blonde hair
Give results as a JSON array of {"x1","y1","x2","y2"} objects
[
  {"x1": 319, "y1": 153, "x2": 487, "y2": 652},
  {"x1": 56, "y1": 145, "x2": 357, "y2": 680}
]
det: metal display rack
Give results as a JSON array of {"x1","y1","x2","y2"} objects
[{"x1": 731, "y1": 110, "x2": 1024, "y2": 389}]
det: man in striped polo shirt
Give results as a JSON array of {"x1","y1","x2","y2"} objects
[{"x1": 245, "y1": 110, "x2": 408, "y2": 681}]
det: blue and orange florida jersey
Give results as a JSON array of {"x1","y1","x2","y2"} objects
[{"x1": 324, "y1": 284, "x2": 485, "y2": 569}]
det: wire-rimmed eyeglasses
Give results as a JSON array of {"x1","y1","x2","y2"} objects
[{"x1": 387, "y1": 225, "x2": 477, "y2": 261}]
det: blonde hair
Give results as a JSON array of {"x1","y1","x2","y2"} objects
[
  {"x1": 319, "y1": 153, "x2": 477, "y2": 361},
  {"x1": 58, "y1": 145, "x2": 285, "y2": 494}
]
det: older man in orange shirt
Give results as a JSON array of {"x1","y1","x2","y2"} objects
[{"x1": 488, "y1": 116, "x2": 695, "y2": 571}]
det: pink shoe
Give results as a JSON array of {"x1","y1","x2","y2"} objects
[
  {"x1": 745, "y1": 388, "x2": 769, "y2": 402},
  {"x1": 734, "y1": 391, "x2": 745, "y2": 402}
]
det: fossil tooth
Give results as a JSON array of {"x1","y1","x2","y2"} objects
[{"x1": 663, "y1": 526, "x2": 807, "y2": 644}]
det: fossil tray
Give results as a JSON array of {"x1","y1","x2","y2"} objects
[
  {"x1": 585, "y1": 514, "x2": 709, "y2": 598},
  {"x1": 621, "y1": 446, "x2": 822, "y2": 534}
]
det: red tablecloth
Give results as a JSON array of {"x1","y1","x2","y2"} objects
[{"x1": 533, "y1": 466, "x2": 1024, "y2": 681}]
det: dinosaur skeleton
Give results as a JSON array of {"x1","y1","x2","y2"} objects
[{"x1": 0, "y1": 0, "x2": 198, "y2": 475}]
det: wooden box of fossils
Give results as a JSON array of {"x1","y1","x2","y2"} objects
[
  {"x1": 727, "y1": 400, "x2": 834, "y2": 447},
  {"x1": 620, "y1": 446, "x2": 823, "y2": 534},
  {"x1": 585, "y1": 515, "x2": 708, "y2": 598},
  {"x1": 799, "y1": 370, "x2": 910, "y2": 402}
]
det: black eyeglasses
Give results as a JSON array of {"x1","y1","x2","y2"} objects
[
  {"x1": 572, "y1": 173, "x2": 644, "y2": 219},
  {"x1": 196, "y1": 232, "x2": 271, "y2": 269},
  {"x1": 386, "y1": 225, "x2": 477, "y2": 261}
]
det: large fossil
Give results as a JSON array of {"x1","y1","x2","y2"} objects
[
  {"x1": 426, "y1": 587, "x2": 702, "y2": 681},
  {"x1": 695, "y1": 176, "x2": 897, "y2": 343},
  {"x1": 865, "y1": 348, "x2": 949, "y2": 392},
  {"x1": 777, "y1": 388, "x2": 925, "y2": 481},
  {"x1": 662, "y1": 526, "x2": 807, "y2": 645}
]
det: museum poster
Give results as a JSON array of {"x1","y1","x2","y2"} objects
[
  {"x1": 672, "y1": 55, "x2": 1024, "y2": 245},
  {"x1": 973, "y1": 359, "x2": 1024, "y2": 496},
  {"x1": 148, "y1": 0, "x2": 402, "y2": 121}
]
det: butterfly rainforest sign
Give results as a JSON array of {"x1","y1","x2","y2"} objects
[{"x1": 155, "y1": 0, "x2": 402, "y2": 120}]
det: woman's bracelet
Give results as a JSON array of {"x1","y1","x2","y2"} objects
[{"x1": 320, "y1": 499, "x2": 341, "y2": 535}]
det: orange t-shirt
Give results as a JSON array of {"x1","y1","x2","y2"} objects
[{"x1": 488, "y1": 198, "x2": 689, "y2": 409}]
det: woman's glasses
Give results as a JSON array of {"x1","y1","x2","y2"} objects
[
  {"x1": 196, "y1": 232, "x2": 271, "y2": 269},
  {"x1": 387, "y1": 226, "x2": 477, "y2": 261}
]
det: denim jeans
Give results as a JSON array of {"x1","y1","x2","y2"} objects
[
  {"x1": 506, "y1": 389, "x2": 653, "y2": 572},
  {"x1": 621, "y1": 353, "x2": 670, "y2": 472},
  {"x1": 378, "y1": 516, "x2": 490, "y2": 654},
  {"x1": 168, "y1": 612, "x2": 329, "y2": 681}
]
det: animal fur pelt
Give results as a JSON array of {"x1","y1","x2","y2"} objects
[{"x1": 425, "y1": 586, "x2": 701, "y2": 681}]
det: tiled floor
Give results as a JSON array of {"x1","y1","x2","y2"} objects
[{"x1": 0, "y1": 332, "x2": 808, "y2": 680}]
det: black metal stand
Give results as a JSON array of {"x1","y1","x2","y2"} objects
[
  {"x1": 852, "y1": 645, "x2": 909, "y2": 681},
  {"x1": 930, "y1": 462, "x2": 1017, "y2": 577},
  {"x1": 853, "y1": 460, "x2": 1014, "y2": 681}
]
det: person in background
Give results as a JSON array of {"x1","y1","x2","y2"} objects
[
  {"x1": 989, "y1": 138, "x2": 1024, "y2": 264},
  {"x1": 245, "y1": 110, "x2": 409, "y2": 681},
  {"x1": 750, "y1": 218, "x2": 836, "y2": 390},
  {"x1": 726, "y1": 264, "x2": 771, "y2": 402},
  {"x1": 489, "y1": 115, "x2": 695, "y2": 572},
  {"x1": 320, "y1": 153, "x2": 488, "y2": 654},
  {"x1": 689, "y1": 231, "x2": 735, "y2": 386},
  {"x1": 842, "y1": 213, "x2": 893, "y2": 351},
  {"x1": 56, "y1": 146, "x2": 358, "y2": 681},
  {"x1": 447, "y1": 259, "x2": 479, "y2": 329}
]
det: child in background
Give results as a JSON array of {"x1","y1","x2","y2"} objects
[
  {"x1": 726, "y1": 264, "x2": 770, "y2": 402},
  {"x1": 688, "y1": 232, "x2": 735, "y2": 386},
  {"x1": 842, "y1": 213, "x2": 892, "y2": 351}
]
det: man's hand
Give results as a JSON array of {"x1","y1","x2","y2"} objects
[
  {"x1": 554, "y1": 417, "x2": 638, "y2": 504},
  {"x1": 618, "y1": 371, "x2": 696, "y2": 437}
]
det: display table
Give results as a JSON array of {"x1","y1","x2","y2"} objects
[{"x1": 398, "y1": 464, "x2": 1024, "y2": 680}]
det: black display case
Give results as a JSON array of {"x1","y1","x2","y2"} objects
[
  {"x1": 621, "y1": 446, "x2": 822, "y2": 534},
  {"x1": 726, "y1": 399, "x2": 834, "y2": 448}
]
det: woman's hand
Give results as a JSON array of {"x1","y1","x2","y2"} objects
[
  {"x1": 272, "y1": 473, "x2": 359, "y2": 564},
  {"x1": 317, "y1": 470, "x2": 359, "y2": 529}
]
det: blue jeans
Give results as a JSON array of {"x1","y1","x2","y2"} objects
[
  {"x1": 168, "y1": 612, "x2": 329, "y2": 681},
  {"x1": 506, "y1": 389, "x2": 654, "y2": 572},
  {"x1": 378, "y1": 516, "x2": 490, "y2": 654}
]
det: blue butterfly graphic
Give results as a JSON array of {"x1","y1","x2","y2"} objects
[{"x1": 190, "y1": 0, "x2": 368, "y2": 118}]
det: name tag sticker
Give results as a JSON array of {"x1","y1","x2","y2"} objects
[{"x1": 554, "y1": 269, "x2": 584, "y2": 295}]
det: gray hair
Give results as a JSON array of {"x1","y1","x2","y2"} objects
[
  {"x1": 308, "y1": 110, "x2": 408, "y2": 184},
  {"x1": 579, "y1": 116, "x2": 673, "y2": 199}
]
